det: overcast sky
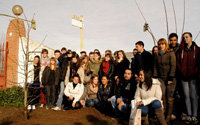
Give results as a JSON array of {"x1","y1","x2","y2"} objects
[{"x1": 0, "y1": 0, "x2": 199, "y2": 53}]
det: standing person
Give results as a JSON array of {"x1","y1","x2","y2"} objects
[
  {"x1": 40, "y1": 49, "x2": 50, "y2": 108},
  {"x1": 52, "y1": 48, "x2": 71, "y2": 111},
  {"x1": 135, "y1": 70, "x2": 167, "y2": 125},
  {"x1": 130, "y1": 49, "x2": 138, "y2": 73},
  {"x1": 153, "y1": 38, "x2": 176, "y2": 123},
  {"x1": 42, "y1": 57, "x2": 60, "y2": 109},
  {"x1": 152, "y1": 46, "x2": 159, "y2": 57},
  {"x1": 78, "y1": 56, "x2": 90, "y2": 84},
  {"x1": 99, "y1": 54, "x2": 114, "y2": 80},
  {"x1": 89, "y1": 52, "x2": 94, "y2": 62},
  {"x1": 169, "y1": 33, "x2": 179, "y2": 53},
  {"x1": 63, "y1": 74, "x2": 84, "y2": 110},
  {"x1": 80, "y1": 51, "x2": 87, "y2": 61},
  {"x1": 86, "y1": 52, "x2": 102, "y2": 76},
  {"x1": 61, "y1": 47, "x2": 67, "y2": 54},
  {"x1": 98, "y1": 75, "x2": 113, "y2": 115},
  {"x1": 176, "y1": 32, "x2": 200, "y2": 123},
  {"x1": 133, "y1": 41, "x2": 153, "y2": 76},
  {"x1": 54, "y1": 50, "x2": 61, "y2": 67},
  {"x1": 65, "y1": 55, "x2": 81, "y2": 85},
  {"x1": 80, "y1": 75, "x2": 99, "y2": 107},
  {"x1": 114, "y1": 50, "x2": 130, "y2": 80},
  {"x1": 27, "y1": 55, "x2": 41, "y2": 110}
]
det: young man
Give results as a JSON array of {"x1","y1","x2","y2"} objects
[
  {"x1": 169, "y1": 33, "x2": 179, "y2": 53},
  {"x1": 53, "y1": 48, "x2": 72, "y2": 110},
  {"x1": 61, "y1": 47, "x2": 67, "y2": 54},
  {"x1": 130, "y1": 48, "x2": 137, "y2": 72},
  {"x1": 54, "y1": 50, "x2": 61, "y2": 67},
  {"x1": 110, "y1": 69, "x2": 136, "y2": 116},
  {"x1": 132, "y1": 41, "x2": 153, "y2": 75}
]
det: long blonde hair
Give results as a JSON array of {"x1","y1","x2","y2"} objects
[{"x1": 50, "y1": 57, "x2": 57, "y2": 70}]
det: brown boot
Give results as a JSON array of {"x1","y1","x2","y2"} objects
[
  {"x1": 155, "y1": 108, "x2": 167, "y2": 125},
  {"x1": 166, "y1": 98, "x2": 174, "y2": 122},
  {"x1": 141, "y1": 115, "x2": 149, "y2": 125}
]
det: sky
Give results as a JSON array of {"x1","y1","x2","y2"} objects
[{"x1": 0, "y1": 0, "x2": 199, "y2": 53}]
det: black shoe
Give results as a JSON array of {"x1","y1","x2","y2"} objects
[{"x1": 63, "y1": 107, "x2": 70, "y2": 111}]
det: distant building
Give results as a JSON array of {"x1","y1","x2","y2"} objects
[{"x1": 0, "y1": 18, "x2": 54, "y2": 88}]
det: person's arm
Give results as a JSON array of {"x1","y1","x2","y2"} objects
[
  {"x1": 109, "y1": 63, "x2": 115, "y2": 79},
  {"x1": 41, "y1": 67, "x2": 48, "y2": 85},
  {"x1": 153, "y1": 55, "x2": 158, "y2": 78},
  {"x1": 134, "y1": 85, "x2": 142, "y2": 103},
  {"x1": 64, "y1": 83, "x2": 71, "y2": 96},
  {"x1": 168, "y1": 52, "x2": 176, "y2": 82},
  {"x1": 73, "y1": 84, "x2": 84, "y2": 103},
  {"x1": 77, "y1": 67, "x2": 84, "y2": 84},
  {"x1": 64, "y1": 66, "x2": 70, "y2": 85},
  {"x1": 80, "y1": 86, "x2": 88, "y2": 100}
]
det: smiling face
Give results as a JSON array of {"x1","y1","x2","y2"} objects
[
  {"x1": 118, "y1": 52, "x2": 123, "y2": 59},
  {"x1": 101, "y1": 76, "x2": 108, "y2": 85},
  {"x1": 124, "y1": 69, "x2": 132, "y2": 80},
  {"x1": 92, "y1": 76, "x2": 99, "y2": 85},
  {"x1": 135, "y1": 44, "x2": 143, "y2": 53},
  {"x1": 71, "y1": 57, "x2": 77, "y2": 63},
  {"x1": 153, "y1": 47, "x2": 158, "y2": 55},
  {"x1": 159, "y1": 43, "x2": 166, "y2": 51},
  {"x1": 50, "y1": 59, "x2": 56, "y2": 65},
  {"x1": 169, "y1": 36, "x2": 178, "y2": 47},
  {"x1": 73, "y1": 77, "x2": 79, "y2": 84},
  {"x1": 54, "y1": 52, "x2": 60, "y2": 59},
  {"x1": 139, "y1": 70, "x2": 145, "y2": 82}
]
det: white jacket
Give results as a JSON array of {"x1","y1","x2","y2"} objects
[
  {"x1": 134, "y1": 79, "x2": 162, "y2": 106},
  {"x1": 64, "y1": 82, "x2": 84, "y2": 103}
]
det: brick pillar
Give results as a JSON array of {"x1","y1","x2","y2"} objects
[{"x1": 6, "y1": 18, "x2": 26, "y2": 88}]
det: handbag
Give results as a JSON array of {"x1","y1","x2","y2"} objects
[{"x1": 129, "y1": 100, "x2": 141, "y2": 125}]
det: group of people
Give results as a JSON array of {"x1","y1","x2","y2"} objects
[{"x1": 27, "y1": 32, "x2": 200, "y2": 125}]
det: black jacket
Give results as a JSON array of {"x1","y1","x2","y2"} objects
[
  {"x1": 114, "y1": 58, "x2": 130, "y2": 79},
  {"x1": 58, "y1": 53, "x2": 71, "y2": 81},
  {"x1": 116, "y1": 78, "x2": 136, "y2": 104},
  {"x1": 98, "y1": 60, "x2": 114, "y2": 79},
  {"x1": 98, "y1": 83, "x2": 113, "y2": 102},
  {"x1": 133, "y1": 50, "x2": 152, "y2": 75},
  {"x1": 41, "y1": 66, "x2": 60, "y2": 85}
]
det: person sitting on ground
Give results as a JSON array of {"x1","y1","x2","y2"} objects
[
  {"x1": 80, "y1": 75, "x2": 99, "y2": 107},
  {"x1": 135, "y1": 70, "x2": 167, "y2": 125}
]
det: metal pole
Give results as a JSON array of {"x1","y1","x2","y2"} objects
[{"x1": 81, "y1": 28, "x2": 83, "y2": 50}]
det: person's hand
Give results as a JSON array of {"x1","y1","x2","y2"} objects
[
  {"x1": 117, "y1": 98, "x2": 122, "y2": 104},
  {"x1": 136, "y1": 101, "x2": 143, "y2": 106},
  {"x1": 117, "y1": 101, "x2": 125, "y2": 109},
  {"x1": 40, "y1": 84, "x2": 44, "y2": 88},
  {"x1": 72, "y1": 102, "x2": 75, "y2": 107},
  {"x1": 68, "y1": 95, "x2": 74, "y2": 100},
  {"x1": 168, "y1": 81, "x2": 173, "y2": 85},
  {"x1": 115, "y1": 76, "x2": 118, "y2": 80},
  {"x1": 80, "y1": 100, "x2": 85, "y2": 107},
  {"x1": 107, "y1": 98, "x2": 111, "y2": 102}
]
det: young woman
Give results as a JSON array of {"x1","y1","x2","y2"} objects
[
  {"x1": 86, "y1": 52, "x2": 102, "y2": 76},
  {"x1": 153, "y1": 38, "x2": 176, "y2": 122},
  {"x1": 63, "y1": 74, "x2": 84, "y2": 110},
  {"x1": 41, "y1": 57, "x2": 60, "y2": 109},
  {"x1": 135, "y1": 70, "x2": 167, "y2": 125},
  {"x1": 27, "y1": 55, "x2": 41, "y2": 110},
  {"x1": 65, "y1": 55, "x2": 80, "y2": 85},
  {"x1": 80, "y1": 75, "x2": 99, "y2": 107},
  {"x1": 98, "y1": 75, "x2": 113, "y2": 115},
  {"x1": 114, "y1": 50, "x2": 130, "y2": 80},
  {"x1": 176, "y1": 32, "x2": 199, "y2": 123},
  {"x1": 78, "y1": 56, "x2": 91, "y2": 84},
  {"x1": 152, "y1": 46, "x2": 159, "y2": 57},
  {"x1": 98, "y1": 54, "x2": 114, "y2": 80}
]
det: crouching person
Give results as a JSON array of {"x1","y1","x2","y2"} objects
[
  {"x1": 80, "y1": 75, "x2": 99, "y2": 107},
  {"x1": 135, "y1": 70, "x2": 167, "y2": 125},
  {"x1": 63, "y1": 74, "x2": 84, "y2": 110},
  {"x1": 111, "y1": 69, "x2": 136, "y2": 117},
  {"x1": 97, "y1": 75, "x2": 113, "y2": 115}
]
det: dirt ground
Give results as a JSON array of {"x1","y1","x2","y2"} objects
[{"x1": 0, "y1": 107, "x2": 118, "y2": 125}]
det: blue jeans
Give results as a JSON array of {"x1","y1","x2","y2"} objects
[
  {"x1": 181, "y1": 79, "x2": 198, "y2": 117},
  {"x1": 56, "y1": 81, "x2": 65, "y2": 108},
  {"x1": 85, "y1": 98, "x2": 99, "y2": 107},
  {"x1": 138, "y1": 100, "x2": 162, "y2": 116},
  {"x1": 110, "y1": 96, "x2": 129, "y2": 113}
]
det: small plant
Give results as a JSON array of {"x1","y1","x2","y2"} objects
[{"x1": 0, "y1": 86, "x2": 24, "y2": 107}]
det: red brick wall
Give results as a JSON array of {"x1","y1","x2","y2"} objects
[{"x1": 6, "y1": 18, "x2": 26, "y2": 88}]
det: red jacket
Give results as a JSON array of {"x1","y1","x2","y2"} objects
[{"x1": 176, "y1": 42, "x2": 200, "y2": 80}]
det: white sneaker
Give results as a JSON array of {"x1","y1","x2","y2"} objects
[
  {"x1": 28, "y1": 105, "x2": 32, "y2": 110},
  {"x1": 40, "y1": 104, "x2": 44, "y2": 108},
  {"x1": 52, "y1": 106, "x2": 61, "y2": 111},
  {"x1": 32, "y1": 105, "x2": 36, "y2": 110}
]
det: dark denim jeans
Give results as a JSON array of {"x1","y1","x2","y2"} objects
[
  {"x1": 138, "y1": 100, "x2": 162, "y2": 116},
  {"x1": 85, "y1": 98, "x2": 99, "y2": 107}
]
